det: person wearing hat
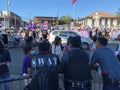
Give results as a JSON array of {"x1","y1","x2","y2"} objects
[
  {"x1": 61, "y1": 36, "x2": 91, "y2": 90},
  {"x1": 0, "y1": 41, "x2": 11, "y2": 90}
]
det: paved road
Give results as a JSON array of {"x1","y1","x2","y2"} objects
[
  {"x1": 8, "y1": 47, "x2": 25, "y2": 90},
  {"x1": 9, "y1": 48, "x2": 24, "y2": 75}
]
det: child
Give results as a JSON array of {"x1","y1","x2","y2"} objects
[{"x1": 22, "y1": 45, "x2": 34, "y2": 86}]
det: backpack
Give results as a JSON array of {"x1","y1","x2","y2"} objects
[
  {"x1": 30, "y1": 54, "x2": 59, "y2": 90},
  {"x1": 0, "y1": 49, "x2": 9, "y2": 74}
]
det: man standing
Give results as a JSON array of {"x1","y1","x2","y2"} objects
[
  {"x1": 0, "y1": 41, "x2": 11, "y2": 90},
  {"x1": 90, "y1": 37, "x2": 120, "y2": 90},
  {"x1": 61, "y1": 36, "x2": 91, "y2": 90},
  {"x1": 28, "y1": 41, "x2": 60, "y2": 90}
]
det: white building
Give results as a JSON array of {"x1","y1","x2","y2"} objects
[
  {"x1": 79, "y1": 11, "x2": 118, "y2": 28},
  {"x1": 0, "y1": 11, "x2": 22, "y2": 29}
]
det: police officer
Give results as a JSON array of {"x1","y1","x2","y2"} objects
[
  {"x1": 28, "y1": 41, "x2": 60, "y2": 90},
  {"x1": 61, "y1": 36, "x2": 91, "y2": 90},
  {"x1": 90, "y1": 37, "x2": 120, "y2": 90}
]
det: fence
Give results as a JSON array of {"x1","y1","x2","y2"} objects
[
  {"x1": 0, "y1": 71, "x2": 103, "y2": 90},
  {"x1": 0, "y1": 76, "x2": 31, "y2": 90}
]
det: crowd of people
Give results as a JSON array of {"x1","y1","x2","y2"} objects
[
  {"x1": 88, "y1": 27, "x2": 120, "y2": 40},
  {"x1": 20, "y1": 30, "x2": 120, "y2": 90},
  {"x1": 1, "y1": 27, "x2": 120, "y2": 90}
]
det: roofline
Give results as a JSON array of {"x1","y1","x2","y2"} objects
[
  {"x1": 0, "y1": 10, "x2": 21, "y2": 18},
  {"x1": 79, "y1": 11, "x2": 117, "y2": 19}
]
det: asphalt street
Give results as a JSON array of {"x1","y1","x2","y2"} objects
[{"x1": 9, "y1": 48, "x2": 24, "y2": 75}]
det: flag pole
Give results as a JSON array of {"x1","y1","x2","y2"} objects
[
  {"x1": 56, "y1": 0, "x2": 59, "y2": 26},
  {"x1": 6, "y1": 0, "x2": 10, "y2": 29},
  {"x1": 73, "y1": 2, "x2": 75, "y2": 27}
]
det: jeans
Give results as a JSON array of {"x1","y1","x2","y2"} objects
[
  {"x1": 66, "y1": 86, "x2": 90, "y2": 90},
  {"x1": 103, "y1": 84, "x2": 120, "y2": 90},
  {"x1": 0, "y1": 72, "x2": 10, "y2": 90}
]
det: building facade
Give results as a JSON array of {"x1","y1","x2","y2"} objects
[
  {"x1": 79, "y1": 11, "x2": 118, "y2": 28},
  {"x1": 0, "y1": 11, "x2": 22, "y2": 30},
  {"x1": 34, "y1": 16, "x2": 58, "y2": 28}
]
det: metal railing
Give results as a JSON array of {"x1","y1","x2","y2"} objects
[
  {"x1": 0, "y1": 76, "x2": 31, "y2": 90},
  {"x1": 0, "y1": 71, "x2": 103, "y2": 90}
]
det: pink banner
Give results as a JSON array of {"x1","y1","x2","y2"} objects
[{"x1": 77, "y1": 30, "x2": 90, "y2": 38}]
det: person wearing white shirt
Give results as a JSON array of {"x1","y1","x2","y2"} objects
[{"x1": 52, "y1": 36, "x2": 63, "y2": 62}]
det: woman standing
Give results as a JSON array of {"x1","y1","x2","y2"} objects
[{"x1": 52, "y1": 36, "x2": 63, "y2": 61}]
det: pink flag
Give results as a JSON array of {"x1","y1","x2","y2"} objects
[{"x1": 72, "y1": 0, "x2": 76, "y2": 4}]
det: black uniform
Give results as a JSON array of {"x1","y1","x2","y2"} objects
[
  {"x1": 62, "y1": 48, "x2": 91, "y2": 90},
  {"x1": 28, "y1": 52, "x2": 60, "y2": 90}
]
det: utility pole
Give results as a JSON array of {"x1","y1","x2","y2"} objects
[
  {"x1": 6, "y1": 0, "x2": 10, "y2": 29},
  {"x1": 56, "y1": 0, "x2": 59, "y2": 26},
  {"x1": 14, "y1": 15, "x2": 16, "y2": 29},
  {"x1": 53, "y1": 16, "x2": 54, "y2": 26},
  {"x1": 3, "y1": 11, "x2": 6, "y2": 30}
]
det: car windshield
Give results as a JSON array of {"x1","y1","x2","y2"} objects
[
  {"x1": 68, "y1": 32, "x2": 77, "y2": 37},
  {"x1": 59, "y1": 31, "x2": 68, "y2": 37},
  {"x1": 52, "y1": 31, "x2": 58, "y2": 36}
]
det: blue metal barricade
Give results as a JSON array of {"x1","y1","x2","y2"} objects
[
  {"x1": 0, "y1": 76, "x2": 31, "y2": 90},
  {"x1": 0, "y1": 72, "x2": 103, "y2": 90}
]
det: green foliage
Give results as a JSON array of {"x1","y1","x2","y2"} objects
[
  {"x1": 117, "y1": 8, "x2": 120, "y2": 15},
  {"x1": 59, "y1": 15, "x2": 72, "y2": 25},
  {"x1": 59, "y1": 20, "x2": 66, "y2": 25},
  {"x1": 116, "y1": 8, "x2": 120, "y2": 25}
]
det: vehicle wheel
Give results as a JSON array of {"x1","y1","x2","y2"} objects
[{"x1": 82, "y1": 42, "x2": 90, "y2": 50}]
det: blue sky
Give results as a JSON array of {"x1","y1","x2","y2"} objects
[{"x1": 0, "y1": 0, "x2": 120, "y2": 20}]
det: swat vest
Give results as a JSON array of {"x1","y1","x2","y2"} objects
[
  {"x1": 30, "y1": 53, "x2": 60, "y2": 90},
  {"x1": 64, "y1": 48, "x2": 91, "y2": 81},
  {"x1": 31, "y1": 54, "x2": 59, "y2": 74}
]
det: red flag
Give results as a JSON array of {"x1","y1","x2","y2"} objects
[{"x1": 72, "y1": 0, "x2": 76, "y2": 4}]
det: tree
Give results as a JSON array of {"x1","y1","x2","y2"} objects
[
  {"x1": 59, "y1": 15, "x2": 72, "y2": 25},
  {"x1": 116, "y1": 8, "x2": 120, "y2": 25}
]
